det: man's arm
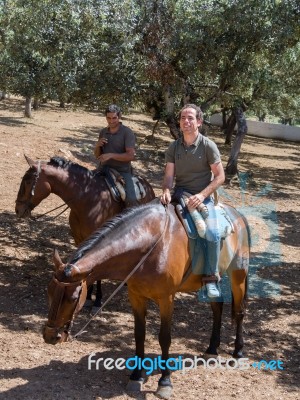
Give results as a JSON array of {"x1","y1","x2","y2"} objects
[
  {"x1": 161, "y1": 162, "x2": 175, "y2": 204},
  {"x1": 97, "y1": 147, "x2": 135, "y2": 164},
  {"x1": 187, "y1": 161, "x2": 225, "y2": 208},
  {"x1": 94, "y1": 137, "x2": 108, "y2": 158}
]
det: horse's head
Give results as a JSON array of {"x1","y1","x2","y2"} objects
[
  {"x1": 43, "y1": 250, "x2": 87, "y2": 345},
  {"x1": 15, "y1": 155, "x2": 51, "y2": 218}
]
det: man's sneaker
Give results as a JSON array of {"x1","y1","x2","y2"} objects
[{"x1": 206, "y1": 282, "x2": 221, "y2": 298}]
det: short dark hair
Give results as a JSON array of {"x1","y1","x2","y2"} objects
[
  {"x1": 105, "y1": 104, "x2": 121, "y2": 116},
  {"x1": 179, "y1": 104, "x2": 203, "y2": 120}
]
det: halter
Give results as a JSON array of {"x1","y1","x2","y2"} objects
[
  {"x1": 16, "y1": 160, "x2": 42, "y2": 210},
  {"x1": 46, "y1": 275, "x2": 87, "y2": 338},
  {"x1": 30, "y1": 160, "x2": 42, "y2": 196},
  {"x1": 17, "y1": 160, "x2": 71, "y2": 220}
]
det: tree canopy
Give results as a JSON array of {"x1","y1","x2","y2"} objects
[{"x1": 0, "y1": 0, "x2": 299, "y2": 121}]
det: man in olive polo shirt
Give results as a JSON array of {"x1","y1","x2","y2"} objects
[
  {"x1": 161, "y1": 104, "x2": 225, "y2": 298},
  {"x1": 94, "y1": 104, "x2": 138, "y2": 207}
]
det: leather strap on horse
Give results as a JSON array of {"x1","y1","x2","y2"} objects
[
  {"x1": 33, "y1": 203, "x2": 70, "y2": 220},
  {"x1": 48, "y1": 276, "x2": 83, "y2": 325},
  {"x1": 71, "y1": 205, "x2": 170, "y2": 340}
]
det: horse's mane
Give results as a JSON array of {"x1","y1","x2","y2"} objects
[
  {"x1": 68, "y1": 201, "x2": 160, "y2": 264},
  {"x1": 49, "y1": 157, "x2": 94, "y2": 178}
]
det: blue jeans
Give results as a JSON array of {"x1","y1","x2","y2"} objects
[
  {"x1": 118, "y1": 171, "x2": 139, "y2": 207},
  {"x1": 203, "y1": 197, "x2": 221, "y2": 277}
]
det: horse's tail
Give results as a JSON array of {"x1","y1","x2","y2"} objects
[
  {"x1": 239, "y1": 209, "x2": 252, "y2": 250},
  {"x1": 231, "y1": 209, "x2": 250, "y2": 322}
]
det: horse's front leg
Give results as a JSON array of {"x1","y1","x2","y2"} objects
[
  {"x1": 206, "y1": 300, "x2": 223, "y2": 355},
  {"x1": 85, "y1": 283, "x2": 94, "y2": 307},
  {"x1": 126, "y1": 292, "x2": 147, "y2": 391},
  {"x1": 156, "y1": 295, "x2": 175, "y2": 400},
  {"x1": 94, "y1": 280, "x2": 102, "y2": 307}
]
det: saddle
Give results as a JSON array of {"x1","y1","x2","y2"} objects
[{"x1": 103, "y1": 168, "x2": 146, "y2": 203}]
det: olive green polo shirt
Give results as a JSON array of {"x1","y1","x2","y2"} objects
[{"x1": 165, "y1": 133, "x2": 221, "y2": 194}]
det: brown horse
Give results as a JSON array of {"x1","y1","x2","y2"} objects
[
  {"x1": 15, "y1": 156, "x2": 155, "y2": 305},
  {"x1": 43, "y1": 201, "x2": 250, "y2": 399}
]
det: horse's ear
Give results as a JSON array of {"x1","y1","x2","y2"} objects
[
  {"x1": 24, "y1": 154, "x2": 35, "y2": 167},
  {"x1": 53, "y1": 249, "x2": 63, "y2": 271}
]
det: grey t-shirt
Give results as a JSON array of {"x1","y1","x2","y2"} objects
[
  {"x1": 165, "y1": 133, "x2": 221, "y2": 194},
  {"x1": 99, "y1": 123, "x2": 135, "y2": 173}
]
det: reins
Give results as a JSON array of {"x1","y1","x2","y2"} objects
[
  {"x1": 33, "y1": 203, "x2": 70, "y2": 221},
  {"x1": 71, "y1": 205, "x2": 170, "y2": 340}
]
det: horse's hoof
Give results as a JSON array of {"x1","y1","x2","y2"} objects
[
  {"x1": 91, "y1": 306, "x2": 101, "y2": 315},
  {"x1": 93, "y1": 297, "x2": 102, "y2": 307},
  {"x1": 203, "y1": 352, "x2": 218, "y2": 360},
  {"x1": 156, "y1": 385, "x2": 173, "y2": 399},
  {"x1": 83, "y1": 299, "x2": 93, "y2": 307},
  {"x1": 126, "y1": 379, "x2": 143, "y2": 392},
  {"x1": 232, "y1": 350, "x2": 243, "y2": 359}
]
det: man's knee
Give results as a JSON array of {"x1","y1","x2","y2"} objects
[{"x1": 206, "y1": 228, "x2": 221, "y2": 242}]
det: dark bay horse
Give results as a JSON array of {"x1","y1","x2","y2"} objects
[
  {"x1": 15, "y1": 156, "x2": 155, "y2": 305},
  {"x1": 43, "y1": 202, "x2": 250, "y2": 399}
]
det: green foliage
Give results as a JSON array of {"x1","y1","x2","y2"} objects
[{"x1": 0, "y1": 0, "x2": 299, "y2": 119}]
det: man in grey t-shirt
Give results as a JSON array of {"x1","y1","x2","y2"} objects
[
  {"x1": 94, "y1": 104, "x2": 138, "y2": 206},
  {"x1": 161, "y1": 104, "x2": 225, "y2": 298}
]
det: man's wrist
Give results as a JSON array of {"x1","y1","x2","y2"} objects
[{"x1": 197, "y1": 192, "x2": 206, "y2": 202}]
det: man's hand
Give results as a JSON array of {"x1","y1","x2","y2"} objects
[
  {"x1": 94, "y1": 138, "x2": 108, "y2": 158},
  {"x1": 160, "y1": 189, "x2": 171, "y2": 205},
  {"x1": 98, "y1": 153, "x2": 112, "y2": 163},
  {"x1": 187, "y1": 193, "x2": 205, "y2": 209},
  {"x1": 96, "y1": 138, "x2": 108, "y2": 147}
]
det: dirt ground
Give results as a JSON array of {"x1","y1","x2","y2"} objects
[{"x1": 0, "y1": 97, "x2": 299, "y2": 400}]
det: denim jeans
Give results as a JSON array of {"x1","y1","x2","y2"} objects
[
  {"x1": 118, "y1": 171, "x2": 139, "y2": 207},
  {"x1": 202, "y1": 197, "x2": 221, "y2": 277}
]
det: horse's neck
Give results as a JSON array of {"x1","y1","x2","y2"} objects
[
  {"x1": 73, "y1": 206, "x2": 168, "y2": 281},
  {"x1": 47, "y1": 166, "x2": 102, "y2": 205},
  {"x1": 76, "y1": 239, "x2": 142, "y2": 281}
]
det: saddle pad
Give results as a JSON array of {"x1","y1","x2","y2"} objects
[{"x1": 176, "y1": 203, "x2": 234, "y2": 240}]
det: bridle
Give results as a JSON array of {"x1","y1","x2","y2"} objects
[
  {"x1": 45, "y1": 274, "x2": 87, "y2": 340},
  {"x1": 15, "y1": 161, "x2": 42, "y2": 211},
  {"x1": 16, "y1": 161, "x2": 70, "y2": 219}
]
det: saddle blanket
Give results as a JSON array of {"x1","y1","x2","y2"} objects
[{"x1": 176, "y1": 203, "x2": 234, "y2": 240}]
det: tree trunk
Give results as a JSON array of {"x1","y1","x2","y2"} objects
[
  {"x1": 0, "y1": 91, "x2": 7, "y2": 100},
  {"x1": 222, "y1": 108, "x2": 227, "y2": 129},
  {"x1": 24, "y1": 97, "x2": 32, "y2": 118},
  {"x1": 165, "y1": 115, "x2": 180, "y2": 139},
  {"x1": 258, "y1": 112, "x2": 266, "y2": 122},
  {"x1": 33, "y1": 98, "x2": 39, "y2": 110},
  {"x1": 225, "y1": 107, "x2": 248, "y2": 177},
  {"x1": 164, "y1": 85, "x2": 181, "y2": 139},
  {"x1": 224, "y1": 111, "x2": 237, "y2": 144}
]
